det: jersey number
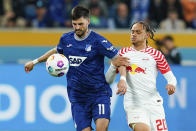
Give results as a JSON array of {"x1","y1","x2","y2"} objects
[
  {"x1": 98, "y1": 104, "x2": 105, "y2": 115},
  {"x1": 156, "y1": 119, "x2": 167, "y2": 131}
]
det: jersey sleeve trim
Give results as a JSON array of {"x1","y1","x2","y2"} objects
[{"x1": 146, "y1": 47, "x2": 171, "y2": 74}]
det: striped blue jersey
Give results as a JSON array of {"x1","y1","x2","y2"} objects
[{"x1": 57, "y1": 30, "x2": 118, "y2": 102}]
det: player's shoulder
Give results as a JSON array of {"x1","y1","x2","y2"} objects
[
  {"x1": 145, "y1": 46, "x2": 162, "y2": 55},
  {"x1": 145, "y1": 46, "x2": 164, "y2": 60},
  {"x1": 61, "y1": 31, "x2": 74, "y2": 39},
  {"x1": 119, "y1": 47, "x2": 133, "y2": 56},
  {"x1": 90, "y1": 30, "x2": 106, "y2": 41},
  {"x1": 90, "y1": 30, "x2": 101, "y2": 37},
  {"x1": 90, "y1": 31, "x2": 115, "y2": 48}
]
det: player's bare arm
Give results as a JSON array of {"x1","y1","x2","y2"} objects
[
  {"x1": 117, "y1": 66, "x2": 127, "y2": 96},
  {"x1": 24, "y1": 47, "x2": 57, "y2": 73}
]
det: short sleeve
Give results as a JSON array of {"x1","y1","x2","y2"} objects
[
  {"x1": 97, "y1": 38, "x2": 118, "y2": 59},
  {"x1": 57, "y1": 35, "x2": 64, "y2": 54}
]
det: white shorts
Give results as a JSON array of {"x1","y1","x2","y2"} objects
[{"x1": 125, "y1": 104, "x2": 168, "y2": 131}]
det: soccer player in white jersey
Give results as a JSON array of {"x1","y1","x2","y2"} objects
[{"x1": 106, "y1": 21, "x2": 177, "y2": 131}]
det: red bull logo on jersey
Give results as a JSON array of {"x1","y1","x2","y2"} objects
[{"x1": 126, "y1": 64, "x2": 146, "y2": 74}]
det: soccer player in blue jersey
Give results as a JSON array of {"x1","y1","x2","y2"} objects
[{"x1": 25, "y1": 5, "x2": 129, "y2": 131}]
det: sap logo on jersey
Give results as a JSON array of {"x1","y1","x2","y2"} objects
[{"x1": 69, "y1": 56, "x2": 87, "y2": 66}]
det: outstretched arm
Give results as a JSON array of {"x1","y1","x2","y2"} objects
[
  {"x1": 163, "y1": 71, "x2": 177, "y2": 95},
  {"x1": 24, "y1": 47, "x2": 57, "y2": 73}
]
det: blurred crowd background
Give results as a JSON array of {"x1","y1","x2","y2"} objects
[{"x1": 0, "y1": 0, "x2": 196, "y2": 30}]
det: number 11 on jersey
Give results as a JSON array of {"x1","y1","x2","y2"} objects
[{"x1": 98, "y1": 104, "x2": 105, "y2": 115}]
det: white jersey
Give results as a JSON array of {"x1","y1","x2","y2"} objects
[{"x1": 119, "y1": 46, "x2": 171, "y2": 108}]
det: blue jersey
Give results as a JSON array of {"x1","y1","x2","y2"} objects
[{"x1": 57, "y1": 30, "x2": 118, "y2": 103}]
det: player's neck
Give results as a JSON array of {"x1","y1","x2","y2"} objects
[
  {"x1": 78, "y1": 29, "x2": 89, "y2": 38},
  {"x1": 132, "y1": 42, "x2": 147, "y2": 51},
  {"x1": 75, "y1": 29, "x2": 91, "y2": 41},
  {"x1": 84, "y1": 29, "x2": 89, "y2": 38}
]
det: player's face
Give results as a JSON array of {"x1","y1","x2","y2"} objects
[
  {"x1": 130, "y1": 23, "x2": 149, "y2": 45},
  {"x1": 72, "y1": 17, "x2": 90, "y2": 38}
]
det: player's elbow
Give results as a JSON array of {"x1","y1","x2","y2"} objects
[
  {"x1": 106, "y1": 79, "x2": 113, "y2": 84},
  {"x1": 105, "y1": 76, "x2": 113, "y2": 84}
]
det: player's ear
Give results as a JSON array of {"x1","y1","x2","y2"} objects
[
  {"x1": 146, "y1": 32, "x2": 150, "y2": 39},
  {"x1": 87, "y1": 18, "x2": 90, "y2": 25}
]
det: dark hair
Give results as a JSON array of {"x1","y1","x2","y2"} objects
[
  {"x1": 130, "y1": 21, "x2": 156, "y2": 43},
  {"x1": 71, "y1": 5, "x2": 90, "y2": 20}
]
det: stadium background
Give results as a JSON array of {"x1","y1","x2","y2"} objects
[{"x1": 1, "y1": 0, "x2": 196, "y2": 131}]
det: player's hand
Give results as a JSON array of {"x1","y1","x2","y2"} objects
[
  {"x1": 117, "y1": 79, "x2": 127, "y2": 96},
  {"x1": 112, "y1": 56, "x2": 129, "y2": 67},
  {"x1": 24, "y1": 61, "x2": 34, "y2": 73},
  {"x1": 166, "y1": 84, "x2": 176, "y2": 95}
]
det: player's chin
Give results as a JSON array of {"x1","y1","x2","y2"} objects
[
  {"x1": 132, "y1": 41, "x2": 137, "y2": 45},
  {"x1": 76, "y1": 32, "x2": 83, "y2": 37}
]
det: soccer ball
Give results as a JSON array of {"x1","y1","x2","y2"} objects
[{"x1": 46, "y1": 54, "x2": 69, "y2": 77}]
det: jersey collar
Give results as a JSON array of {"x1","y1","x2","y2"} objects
[
  {"x1": 131, "y1": 46, "x2": 150, "y2": 52},
  {"x1": 74, "y1": 30, "x2": 92, "y2": 41}
]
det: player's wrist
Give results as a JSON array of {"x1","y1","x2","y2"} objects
[
  {"x1": 120, "y1": 76, "x2": 126, "y2": 81},
  {"x1": 32, "y1": 59, "x2": 39, "y2": 65}
]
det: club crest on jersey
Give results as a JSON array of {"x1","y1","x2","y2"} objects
[
  {"x1": 85, "y1": 44, "x2": 91, "y2": 52},
  {"x1": 69, "y1": 56, "x2": 87, "y2": 66}
]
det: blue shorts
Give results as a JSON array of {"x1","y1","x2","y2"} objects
[{"x1": 71, "y1": 96, "x2": 111, "y2": 131}]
